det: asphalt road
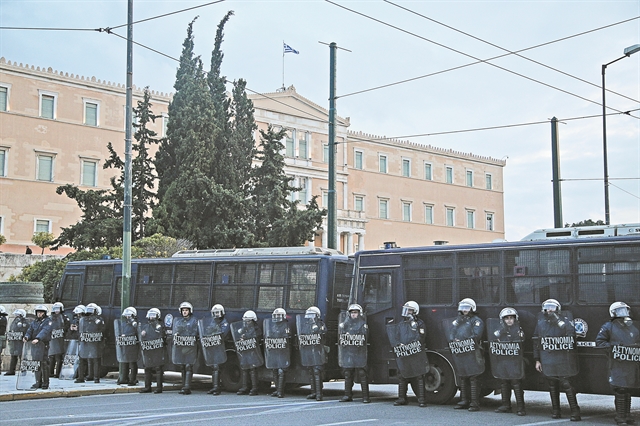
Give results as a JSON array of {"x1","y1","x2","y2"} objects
[{"x1": 0, "y1": 381, "x2": 637, "y2": 425}]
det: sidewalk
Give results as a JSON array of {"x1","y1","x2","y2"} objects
[{"x1": 0, "y1": 371, "x2": 189, "y2": 402}]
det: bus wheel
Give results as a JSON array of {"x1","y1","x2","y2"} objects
[
  {"x1": 220, "y1": 352, "x2": 242, "y2": 392},
  {"x1": 423, "y1": 353, "x2": 457, "y2": 405}
]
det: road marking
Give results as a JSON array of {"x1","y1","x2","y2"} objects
[{"x1": 317, "y1": 419, "x2": 378, "y2": 426}]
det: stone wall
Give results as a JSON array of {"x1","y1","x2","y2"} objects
[{"x1": 0, "y1": 253, "x2": 64, "y2": 281}]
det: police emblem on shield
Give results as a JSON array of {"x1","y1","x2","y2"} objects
[{"x1": 574, "y1": 318, "x2": 588, "y2": 338}]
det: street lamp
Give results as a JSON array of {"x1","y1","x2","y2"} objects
[{"x1": 602, "y1": 44, "x2": 640, "y2": 225}]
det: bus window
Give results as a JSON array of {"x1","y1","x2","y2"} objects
[
  {"x1": 505, "y1": 249, "x2": 571, "y2": 304},
  {"x1": 577, "y1": 245, "x2": 640, "y2": 304},
  {"x1": 361, "y1": 272, "x2": 392, "y2": 314},
  {"x1": 257, "y1": 286, "x2": 285, "y2": 310},
  {"x1": 256, "y1": 263, "x2": 286, "y2": 311},
  {"x1": 83, "y1": 265, "x2": 114, "y2": 306},
  {"x1": 136, "y1": 264, "x2": 172, "y2": 308},
  {"x1": 458, "y1": 252, "x2": 500, "y2": 304},
  {"x1": 403, "y1": 254, "x2": 453, "y2": 305},
  {"x1": 60, "y1": 274, "x2": 81, "y2": 307},
  {"x1": 175, "y1": 263, "x2": 212, "y2": 284},
  {"x1": 332, "y1": 262, "x2": 352, "y2": 310},
  {"x1": 259, "y1": 263, "x2": 287, "y2": 284},
  {"x1": 288, "y1": 263, "x2": 318, "y2": 310},
  {"x1": 215, "y1": 263, "x2": 257, "y2": 285},
  {"x1": 172, "y1": 263, "x2": 211, "y2": 309},
  {"x1": 213, "y1": 263, "x2": 257, "y2": 310}
]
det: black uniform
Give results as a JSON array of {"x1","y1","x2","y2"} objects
[
  {"x1": 489, "y1": 317, "x2": 526, "y2": 416},
  {"x1": 264, "y1": 318, "x2": 291, "y2": 398},
  {"x1": 392, "y1": 314, "x2": 427, "y2": 407},
  {"x1": 4, "y1": 315, "x2": 30, "y2": 375},
  {"x1": 0, "y1": 311, "x2": 7, "y2": 372},
  {"x1": 76, "y1": 312, "x2": 105, "y2": 383},
  {"x1": 297, "y1": 316, "x2": 327, "y2": 401},
  {"x1": 201, "y1": 315, "x2": 230, "y2": 395},
  {"x1": 449, "y1": 312, "x2": 484, "y2": 411},
  {"x1": 139, "y1": 317, "x2": 166, "y2": 394},
  {"x1": 172, "y1": 312, "x2": 199, "y2": 395},
  {"x1": 24, "y1": 313, "x2": 53, "y2": 389},
  {"x1": 48, "y1": 311, "x2": 70, "y2": 378},
  {"x1": 115, "y1": 315, "x2": 139, "y2": 385},
  {"x1": 234, "y1": 320, "x2": 263, "y2": 396}
]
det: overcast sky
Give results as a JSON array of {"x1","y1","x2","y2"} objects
[{"x1": 1, "y1": 0, "x2": 638, "y2": 241}]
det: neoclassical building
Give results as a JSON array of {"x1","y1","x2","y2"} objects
[{"x1": 0, "y1": 58, "x2": 505, "y2": 255}]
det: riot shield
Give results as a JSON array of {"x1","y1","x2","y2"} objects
[
  {"x1": 47, "y1": 315, "x2": 66, "y2": 356},
  {"x1": 114, "y1": 319, "x2": 140, "y2": 363},
  {"x1": 338, "y1": 311, "x2": 368, "y2": 369},
  {"x1": 16, "y1": 341, "x2": 46, "y2": 390},
  {"x1": 386, "y1": 321, "x2": 428, "y2": 379},
  {"x1": 59, "y1": 339, "x2": 79, "y2": 380},
  {"x1": 487, "y1": 318, "x2": 525, "y2": 380},
  {"x1": 198, "y1": 317, "x2": 228, "y2": 366},
  {"x1": 230, "y1": 321, "x2": 264, "y2": 369},
  {"x1": 442, "y1": 316, "x2": 485, "y2": 377},
  {"x1": 263, "y1": 319, "x2": 291, "y2": 370},
  {"x1": 171, "y1": 316, "x2": 198, "y2": 366},
  {"x1": 138, "y1": 322, "x2": 165, "y2": 369},
  {"x1": 78, "y1": 316, "x2": 103, "y2": 359},
  {"x1": 296, "y1": 315, "x2": 326, "y2": 367},
  {"x1": 6, "y1": 318, "x2": 28, "y2": 356},
  {"x1": 535, "y1": 311, "x2": 578, "y2": 377},
  {"x1": 607, "y1": 319, "x2": 640, "y2": 389}
]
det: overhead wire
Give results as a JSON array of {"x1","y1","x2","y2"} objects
[
  {"x1": 609, "y1": 182, "x2": 640, "y2": 201},
  {"x1": 106, "y1": 0, "x2": 226, "y2": 31}
]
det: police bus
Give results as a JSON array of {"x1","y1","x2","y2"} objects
[
  {"x1": 55, "y1": 247, "x2": 353, "y2": 390},
  {"x1": 349, "y1": 231, "x2": 640, "y2": 404}
]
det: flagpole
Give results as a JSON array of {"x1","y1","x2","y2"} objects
[{"x1": 282, "y1": 41, "x2": 285, "y2": 90}]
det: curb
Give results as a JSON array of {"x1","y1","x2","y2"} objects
[{"x1": 0, "y1": 384, "x2": 183, "y2": 401}]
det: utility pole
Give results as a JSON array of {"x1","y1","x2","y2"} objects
[
  {"x1": 122, "y1": 0, "x2": 133, "y2": 311},
  {"x1": 327, "y1": 42, "x2": 337, "y2": 249},
  {"x1": 550, "y1": 117, "x2": 563, "y2": 228}
]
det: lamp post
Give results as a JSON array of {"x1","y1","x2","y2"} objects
[{"x1": 601, "y1": 44, "x2": 640, "y2": 225}]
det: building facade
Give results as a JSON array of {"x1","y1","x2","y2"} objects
[{"x1": 0, "y1": 58, "x2": 505, "y2": 255}]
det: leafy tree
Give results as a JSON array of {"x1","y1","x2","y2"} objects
[
  {"x1": 565, "y1": 219, "x2": 605, "y2": 227},
  {"x1": 31, "y1": 232, "x2": 55, "y2": 254},
  {"x1": 0, "y1": 234, "x2": 6, "y2": 246},
  {"x1": 133, "y1": 233, "x2": 192, "y2": 258}
]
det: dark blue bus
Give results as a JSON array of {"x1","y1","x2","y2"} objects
[
  {"x1": 55, "y1": 247, "x2": 353, "y2": 390},
  {"x1": 349, "y1": 235, "x2": 640, "y2": 404}
]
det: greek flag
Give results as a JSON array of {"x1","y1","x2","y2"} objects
[{"x1": 283, "y1": 42, "x2": 299, "y2": 54}]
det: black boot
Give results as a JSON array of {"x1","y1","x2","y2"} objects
[
  {"x1": 468, "y1": 376, "x2": 480, "y2": 412},
  {"x1": 128, "y1": 362, "x2": 138, "y2": 385},
  {"x1": 626, "y1": 393, "x2": 636, "y2": 425},
  {"x1": 340, "y1": 370, "x2": 353, "y2": 402},
  {"x1": 140, "y1": 369, "x2": 153, "y2": 393},
  {"x1": 306, "y1": 370, "x2": 317, "y2": 400},
  {"x1": 615, "y1": 391, "x2": 627, "y2": 425},
  {"x1": 276, "y1": 369, "x2": 285, "y2": 398},
  {"x1": 550, "y1": 382, "x2": 562, "y2": 419},
  {"x1": 417, "y1": 375, "x2": 427, "y2": 407},
  {"x1": 394, "y1": 378, "x2": 408, "y2": 406},
  {"x1": 55, "y1": 355, "x2": 63, "y2": 379},
  {"x1": 5, "y1": 356, "x2": 18, "y2": 375},
  {"x1": 179, "y1": 366, "x2": 186, "y2": 390},
  {"x1": 495, "y1": 381, "x2": 512, "y2": 413},
  {"x1": 180, "y1": 369, "x2": 192, "y2": 395},
  {"x1": 117, "y1": 363, "x2": 129, "y2": 385},
  {"x1": 74, "y1": 359, "x2": 86, "y2": 383},
  {"x1": 154, "y1": 368, "x2": 163, "y2": 394},
  {"x1": 209, "y1": 368, "x2": 220, "y2": 395},
  {"x1": 31, "y1": 369, "x2": 42, "y2": 389},
  {"x1": 249, "y1": 368, "x2": 259, "y2": 396},
  {"x1": 93, "y1": 359, "x2": 101, "y2": 383},
  {"x1": 361, "y1": 371, "x2": 370, "y2": 404},
  {"x1": 237, "y1": 370, "x2": 250, "y2": 395},
  {"x1": 513, "y1": 382, "x2": 526, "y2": 416},
  {"x1": 455, "y1": 378, "x2": 470, "y2": 409},
  {"x1": 41, "y1": 360, "x2": 50, "y2": 389},
  {"x1": 314, "y1": 371, "x2": 323, "y2": 401},
  {"x1": 565, "y1": 386, "x2": 581, "y2": 421},
  {"x1": 270, "y1": 370, "x2": 279, "y2": 397},
  {"x1": 49, "y1": 356, "x2": 56, "y2": 377}
]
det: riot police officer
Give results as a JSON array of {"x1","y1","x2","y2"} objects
[
  {"x1": 172, "y1": 301, "x2": 199, "y2": 395},
  {"x1": 297, "y1": 306, "x2": 327, "y2": 401},
  {"x1": 139, "y1": 308, "x2": 166, "y2": 394},
  {"x1": 534, "y1": 299, "x2": 581, "y2": 421},
  {"x1": 448, "y1": 298, "x2": 485, "y2": 411},
  {"x1": 264, "y1": 308, "x2": 291, "y2": 398},
  {"x1": 234, "y1": 310, "x2": 263, "y2": 396},
  {"x1": 339, "y1": 304, "x2": 370, "y2": 403},
  {"x1": 5, "y1": 309, "x2": 29, "y2": 376},
  {"x1": 76, "y1": 303, "x2": 105, "y2": 383},
  {"x1": 199, "y1": 304, "x2": 230, "y2": 395},
  {"x1": 48, "y1": 302, "x2": 70, "y2": 378},
  {"x1": 116, "y1": 307, "x2": 140, "y2": 386},
  {"x1": 489, "y1": 307, "x2": 526, "y2": 416},
  {"x1": 596, "y1": 301, "x2": 639, "y2": 425},
  {"x1": 0, "y1": 305, "x2": 7, "y2": 372},
  {"x1": 23, "y1": 304, "x2": 53, "y2": 389}
]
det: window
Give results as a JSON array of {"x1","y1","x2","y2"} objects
[
  {"x1": 354, "y1": 150, "x2": 363, "y2": 170},
  {"x1": 35, "y1": 219, "x2": 51, "y2": 233},
  {"x1": 402, "y1": 159, "x2": 411, "y2": 177},
  {"x1": 40, "y1": 93, "x2": 56, "y2": 119},
  {"x1": 446, "y1": 207, "x2": 455, "y2": 226},
  {"x1": 322, "y1": 191, "x2": 328, "y2": 208},
  {"x1": 285, "y1": 130, "x2": 295, "y2": 157},
  {"x1": 486, "y1": 212, "x2": 494, "y2": 231},
  {"x1": 379, "y1": 155, "x2": 387, "y2": 173},
  {"x1": 425, "y1": 205, "x2": 433, "y2": 224},
  {"x1": 467, "y1": 210, "x2": 475, "y2": 229},
  {"x1": 299, "y1": 132, "x2": 308, "y2": 158},
  {"x1": 162, "y1": 115, "x2": 169, "y2": 137},
  {"x1": 84, "y1": 101, "x2": 98, "y2": 126},
  {"x1": 298, "y1": 177, "x2": 308, "y2": 203},
  {"x1": 288, "y1": 263, "x2": 318, "y2": 310},
  {"x1": 466, "y1": 170, "x2": 473, "y2": 187},
  {"x1": 361, "y1": 272, "x2": 393, "y2": 314},
  {"x1": 402, "y1": 202, "x2": 412, "y2": 222},
  {"x1": 0, "y1": 148, "x2": 6, "y2": 177},
  {"x1": 355, "y1": 195, "x2": 364, "y2": 212},
  {"x1": 486, "y1": 173, "x2": 493, "y2": 190},
  {"x1": 36, "y1": 154, "x2": 54, "y2": 181},
  {"x1": 0, "y1": 85, "x2": 8, "y2": 112},
  {"x1": 0, "y1": 215, "x2": 4, "y2": 236},
  {"x1": 323, "y1": 144, "x2": 329, "y2": 163},
  {"x1": 379, "y1": 199, "x2": 389, "y2": 219},
  {"x1": 424, "y1": 163, "x2": 432, "y2": 180},
  {"x1": 445, "y1": 166, "x2": 453, "y2": 184},
  {"x1": 81, "y1": 159, "x2": 98, "y2": 187}
]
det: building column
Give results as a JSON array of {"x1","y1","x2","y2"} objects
[
  {"x1": 357, "y1": 233, "x2": 365, "y2": 252},
  {"x1": 322, "y1": 230, "x2": 328, "y2": 248},
  {"x1": 346, "y1": 232, "x2": 354, "y2": 255}
]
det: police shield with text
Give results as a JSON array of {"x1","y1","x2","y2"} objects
[
  {"x1": 232, "y1": 310, "x2": 264, "y2": 396},
  {"x1": 0, "y1": 306, "x2": 8, "y2": 372},
  {"x1": 443, "y1": 298, "x2": 485, "y2": 411},
  {"x1": 339, "y1": 304, "x2": 370, "y2": 403},
  {"x1": 115, "y1": 307, "x2": 140, "y2": 386},
  {"x1": 199, "y1": 304, "x2": 230, "y2": 395},
  {"x1": 596, "y1": 301, "x2": 639, "y2": 425},
  {"x1": 20, "y1": 305, "x2": 53, "y2": 390},
  {"x1": 533, "y1": 299, "x2": 581, "y2": 421},
  {"x1": 139, "y1": 308, "x2": 166, "y2": 394},
  {"x1": 264, "y1": 308, "x2": 291, "y2": 398},
  {"x1": 172, "y1": 301, "x2": 198, "y2": 395},
  {"x1": 76, "y1": 303, "x2": 105, "y2": 383},
  {"x1": 387, "y1": 301, "x2": 428, "y2": 407},
  {"x1": 4, "y1": 309, "x2": 29, "y2": 376},
  {"x1": 48, "y1": 302, "x2": 69, "y2": 378},
  {"x1": 489, "y1": 307, "x2": 526, "y2": 416},
  {"x1": 297, "y1": 306, "x2": 327, "y2": 401}
]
